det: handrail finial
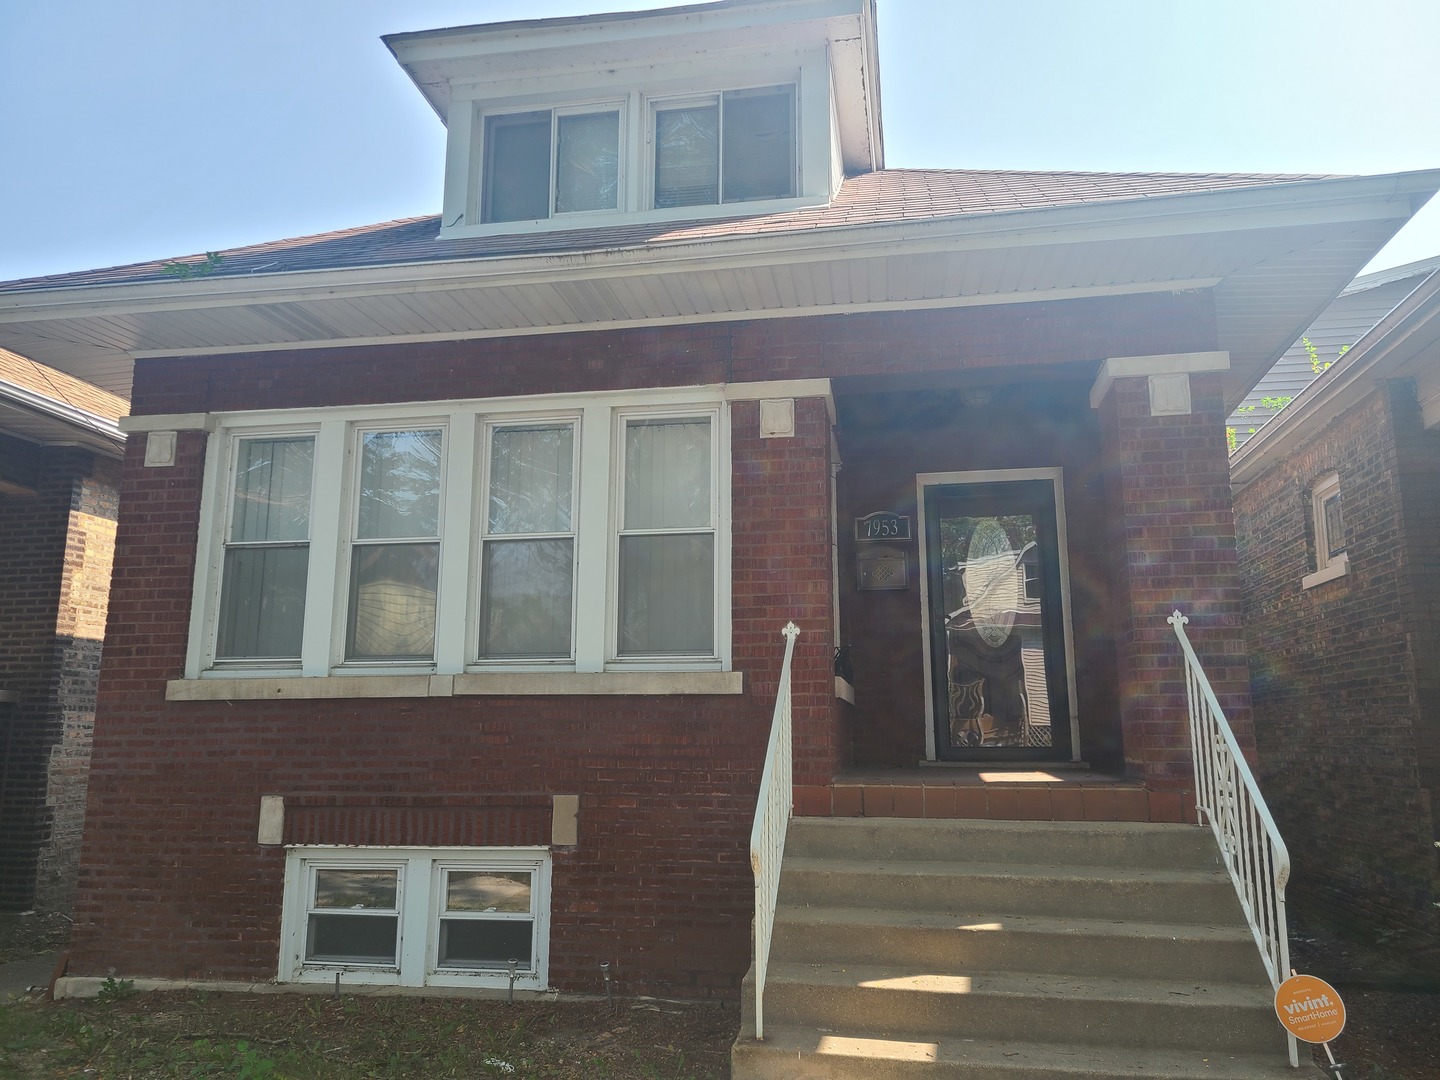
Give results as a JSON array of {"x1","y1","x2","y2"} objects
[{"x1": 781, "y1": 621, "x2": 800, "y2": 640}]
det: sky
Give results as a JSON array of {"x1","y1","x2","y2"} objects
[{"x1": 1, "y1": 0, "x2": 1438, "y2": 284}]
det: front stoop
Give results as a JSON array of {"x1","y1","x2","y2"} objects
[{"x1": 732, "y1": 818, "x2": 1306, "y2": 1079}]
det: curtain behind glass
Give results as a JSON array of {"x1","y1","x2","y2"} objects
[
  {"x1": 722, "y1": 88, "x2": 794, "y2": 202},
  {"x1": 481, "y1": 424, "x2": 575, "y2": 659},
  {"x1": 556, "y1": 111, "x2": 619, "y2": 214},
  {"x1": 217, "y1": 436, "x2": 313, "y2": 660},
  {"x1": 348, "y1": 429, "x2": 443, "y2": 661},
  {"x1": 483, "y1": 112, "x2": 551, "y2": 223},
  {"x1": 654, "y1": 105, "x2": 719, "y2": 208},
  {"x1": 618, "y1": 417, "x2": 713, "y2": 655}
]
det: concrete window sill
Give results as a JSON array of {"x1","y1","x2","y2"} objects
[
  {"x1": 1301, "y1": 554, "x2": 1349, "y2": 591},
  {"x1": 166, "y1": 670, "x2": 743, "y2": 701}
]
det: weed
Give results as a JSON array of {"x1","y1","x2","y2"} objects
[{"x1": 96, "y1": 976, "x2": 136, "y2": 1003}]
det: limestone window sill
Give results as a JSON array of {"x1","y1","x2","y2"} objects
[
  {"x1": 1301, "y1": 553, "x2": 1349, "y2": 591},
  {"x1": 166, "y1": 670, "x2": 743, "y2": 701}
]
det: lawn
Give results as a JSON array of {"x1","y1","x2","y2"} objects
[{"x1": 0, "y1": 988, "x2": 736, "y2": 1079}]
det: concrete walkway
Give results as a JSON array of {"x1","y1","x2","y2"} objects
[{"x1": 0, "y1": 954, "x2": 60, "y2": 996}]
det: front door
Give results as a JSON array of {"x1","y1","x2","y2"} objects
[{"x1": 924, "y1": 479, "x2": 1072, "y2": 761}]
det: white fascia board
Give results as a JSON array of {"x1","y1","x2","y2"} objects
[
  {"x1": 1231, "y1": 270, "x2": 1440, "y2": 484},
  {"x1": 3, "y1": 171, "x2": 1436, "y2": 329}
]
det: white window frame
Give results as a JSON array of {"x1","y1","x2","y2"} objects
[
  {"x1": 646, "y1": 83, "x2": 797, "y2": 211},
  {"x1": 337, "y1": 423, "x2": 449, "y2": 670},
  {"x1": 610, "y1": 406, "x2": 723, "y2": 665},
  {"x1": 183, "y1": 387, "x2": 733, "y2": 682},
  {"x1": 472, "y1": 413, "x2": 582, "y2": 666},
  {"x1": 1302, "y1": 472, "x2": 1349, "y2": 589},
  {"x1": 476, "y1": 101, "x2": 628, "y2": 225},
  {"x1": 279, "y1": 846, "x2": 551, "y2": 990}
]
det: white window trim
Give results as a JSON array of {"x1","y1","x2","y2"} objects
[
  {"x1": 1301, "y1": 472, "x2": 1348, "y2": 590},
  {"x1": 475, "y1": 100, "x2": 629, "y2": 226},
  {"x1": 441, "y1": 52, "x2": 828, "y2": 240},
  {"x1": 279, "y1": 846, "x2": 551, "y2": 990},
  {"x1": 184, "y1": 385, "x2": 733, "y2": 683}
]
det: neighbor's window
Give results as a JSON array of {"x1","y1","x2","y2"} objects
[
  {"x1": 216, "y1": 435, "x2": 315, "y2": 663},
  {"x1": 477, "y1": 421, "x2": 578, "y2": 660},
  {"x1": 617, "y1": 414, "x2": 716, "y2": 656},
  {"x1": 482, "y1": 108, "x2": 621, "y2": 223},
  {"x1": 1312, "y1": 472, "x2": 1345, "y2": 570},
  {"x1": 346, "y1": 428, "x2": 444, "y2": 662},
  {"x1": 653, "y1": 86, "x2": 795, "y2": 208}
]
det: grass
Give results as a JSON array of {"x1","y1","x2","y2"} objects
[{"x1": 0, "y1": 990, "x2": 736, "y2": 1079}]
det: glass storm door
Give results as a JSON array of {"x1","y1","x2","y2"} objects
[{"x1": 924, "y1": 480, "x2": 1071, "y2": 761}]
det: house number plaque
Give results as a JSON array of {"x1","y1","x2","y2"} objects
[{"x1": 855, "y1": 512, "x2": 911, "y2": 542}]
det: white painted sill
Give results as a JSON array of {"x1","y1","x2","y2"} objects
[
  {"x1": 834, "y1": 677, "x2": 855, "y2": 704},
  {"x1": 1301, "y1": 553, "x2": 1349, "y2": 591},
  {"x1": 166, "y1": 670, "x2": 743, "y2": 702}
]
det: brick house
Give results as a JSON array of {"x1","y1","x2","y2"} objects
[
  {"x1": 1232, "y1": 265, "x2": 1440, "y2": 961},
  {"x1": 0, "y1": 349, "x2": 125, "y2": 913},
  {"x1": 0, "y1": 0, "x2": 1436, "y2": 1051}
]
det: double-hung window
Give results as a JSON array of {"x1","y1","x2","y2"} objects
[
  {"x1": 477, "y1": 421, "x2": 578, "y2": 660},
  {"x1": 215, "y1": 434, "x2": 315, "y2": 664},
  {"x1": 482, "y1": 107, "x2": 621, "y2": 223},
  {"x1": 617, "y1": 413, "x2": 717, "y2": 657},
  {"x1": 653, "y1": 85, "x2": 795, "y2": 208},
  {"x1": 346, "y1": 428, "x2": 445, "y2": 662}
]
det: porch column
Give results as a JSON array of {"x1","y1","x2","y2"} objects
[{"x1": 1092, "y1": 354, "x2": 1256, "y2": 788}]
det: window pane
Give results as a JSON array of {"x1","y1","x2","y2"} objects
[
  {"x1": 722, "y1": 88, "x2": 795, "y2": 202},
  {"x1": 446, "y1": 871, "x2": 532, "y2": 913},
  {"x1": 479, "y1": 539, "x2": 574, "y2": 659},
  {"x1": 654, "y1": 105, "x2": 719, "y2": 208},
  {"x1": 217, "y1": 546, "x2": 308, "y2": 660},
  {"x1": 357, "y1": 430, "x2": 443, "y2": 540},
  {"x1": 438, "y1": 919, "x2": 533, "y2": 970},
  {"x1": 556, "y1": 111, "x2": 619, "y2": 213},
  {"x1": 232, "y1": 437, "x2": 313, "y2": 543},
  {"x1": 483, "y1": 111, "x2": 552, "y2": 223},
  {"x1": 618, "y1": 534, "x2": 715, "y2": 655},
  {"x1": 624, "y1": 418, "x2": 711, "y2": 530},
  {"x1": 487, "y1": 425, "x2": 573, "y2": 534},
  {"x1": 1323, "y1": 493, "x2": 1344, "y2": 558},
  {"x1": 307, "y1": 913, "x2": 398, "y2": 965},
  {"x1": 347, "y1": 543, "x2": 439, "y2": 660},
  {"x1": 314, "y1": 868, "x2": 399, "y2": 909}
]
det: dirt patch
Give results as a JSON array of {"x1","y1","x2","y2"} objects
[{"x1": 0, "y1": 913, "x2": 68, "y2": 966}]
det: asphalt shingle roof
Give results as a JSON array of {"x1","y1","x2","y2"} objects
[
  {"x1": 0, "y1": 349, "x2": 129, "y2": 420},
  {"x1": 0, "y1": 168, "x2": 1338, "y2": 293}
]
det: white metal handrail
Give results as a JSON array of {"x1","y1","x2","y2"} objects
[
  {"x1": 1169, "y1": 610, "x2": 1297, "y2": 1068},
  {"x1": 748, "y1": 621, "x2": 800, "y2": 1042}
]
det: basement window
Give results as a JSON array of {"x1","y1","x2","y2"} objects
[
  {"x1": 281, "y1": 847, "x2": 551, "y2": 989},
  {"x1": 1302, "y1": 473, "x2": 1348, "y2": 589}
]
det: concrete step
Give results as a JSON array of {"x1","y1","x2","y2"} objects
[
  {"x1": 769, "y1": 905, "x2": 1267, "y2": 983},
  {"x1": 786, "y1": 817, "x2": 1221, "y2": 871},
  {"x1": 744, "y1": 961, "x2": 1283, "y2": 1057},
  {"x1": 732, "y1": 1025, "x2": 1305, "y2": 1079},
  {"x1": 777, "y1": 858, "x2": 1240, "y2": 924}
]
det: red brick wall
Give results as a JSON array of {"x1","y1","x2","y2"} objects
[
  {"x1": 1098, "y1": 373, "x2": 1254, "y2": 787},
  {"x1": 78, "y1": 292, "x2": 1228, "y2": 994},
  {"x1": 1236, "y1": 380, "x2": 1440, "y2": 952},
  {"x1": 0, "y1": 438, "x2": 120, "y2": 913}
]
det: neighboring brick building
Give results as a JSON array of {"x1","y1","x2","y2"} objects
[
  {"x1": 1233, "y1": 267, "x2": 1440, "y2": 960},
  {"x1": 0, "y1": 0, "x2": 1434, "y2": 1001},
  {"x1": 0, "y1": 349, "x2": 125, "y2": 913}
]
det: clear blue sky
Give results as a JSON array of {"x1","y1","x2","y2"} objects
[{"x1": 1, "y1": 0, "x2": 1437, "y2": 283}]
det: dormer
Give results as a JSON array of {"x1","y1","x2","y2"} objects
[{"x1": 385, "y1": 0, "x2": 883, "y2": 240}]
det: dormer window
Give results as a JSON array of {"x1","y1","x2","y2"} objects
[
  {"x1": 482, "y1": 107, "x2": 621, "y2": 223},
  {"x1": 653, "y1": 86, "x2": 796, "y2": 208}
]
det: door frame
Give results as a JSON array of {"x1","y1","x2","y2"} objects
[{"x1": 915, "y1": 468, "x2": 1081, "y2": 762}]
